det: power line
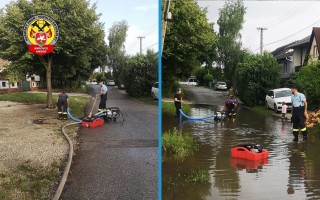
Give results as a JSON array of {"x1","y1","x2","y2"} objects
[
  {"x1": 142, "y1": 42, "x2": 158, "y2": 51},
  {"x1": 268, "y1": 2, "x2": 311, "y2": 29},
  {"x1": 144, "y1": 26, "x2": 157, "y2": 37},
  {"x1": 265, "y1": 1, "x2": 305, "y2": 28},
  {"x1": 264, "y1": 18, "x2": 320, "y2": 47}
]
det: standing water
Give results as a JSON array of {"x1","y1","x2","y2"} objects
[{"x1": 163, "y1": 105, "x2": 320, "y2": 200}]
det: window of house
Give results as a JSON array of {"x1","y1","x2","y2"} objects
[
  {"x1": 2, "y1": 82, "x2": 6, "y2": 88},
  {"x1": 32, "y1": 82, "x2": 39, "y2": 87}
]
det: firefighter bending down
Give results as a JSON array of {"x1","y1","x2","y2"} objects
[
  {"x1": 57, "y1": 91, "x2": 69, "y2": 120},
  {"x1": 291, "y1": 86, "x2": 308, "y2": 141}
]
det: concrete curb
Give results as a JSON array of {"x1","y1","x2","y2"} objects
[{"x1": 52, "y1": 121, "x2": 81, "y2": 200}]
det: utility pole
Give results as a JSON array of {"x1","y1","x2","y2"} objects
[
  {"x1": 257, "y1": 27, "x2": 267, "y2": 55},
  {"x1": 137, "y1": 36, "x2": 145, "y2": 55},
  {"x1": 162, "y1": 0, "x2": 172, "y2": 55}
]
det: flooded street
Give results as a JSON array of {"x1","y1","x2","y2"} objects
[{"x1": 163, "y1": 105, "x2": 320, "y2": 200}]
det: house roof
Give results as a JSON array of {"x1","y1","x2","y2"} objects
[
  {"x1": 308, "y1": 27, "x2": 320, "y2": 55},
  {"x1": 272, "y1": 35, "x2": 310, "y2": 59}
]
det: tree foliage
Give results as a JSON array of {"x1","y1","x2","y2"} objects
[
  {"x1": 107, "y1": 20, "x2": 128, "y2": 82},
  {"x1": 162, "y1": 0, "x2": 216, "y2": 84},
  {"x1": 293, "y1": 61, "x2": 320, "y2": 110},
  {"x1": 0, "y1": 0, "x2": 107, "y2": 107},
  {"x1": 122, "y1": 50, "x2": 157, "y2": 97},
  {"x1": 217, "y1": 0, "x2": 246, "y2": 85},
  {"x1": 235, "y1": 53, "x2": 281, "y2": 107}
]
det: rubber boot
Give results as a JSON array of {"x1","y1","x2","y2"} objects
[
  {"x1": 63, "y1": 113, "x2": 68, "y2": 120},
  {"x1": 292, "y1": 131, "x2": 299, "y2": 142},
  {"x1": 58, "y1": 113, "x2": 62, "y2": 120},
  {"x1": 302, "y1": 131, "x2": 307, "y2": 141}
]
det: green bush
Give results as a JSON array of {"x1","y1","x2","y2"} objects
[
  {"x1": 123, "y1": 50, "x2": 157, "y2": 98},
  {"x1": 203, "y1": 74, "x2": 213, "y2": 86},
  {"x1": 162, "y1": 128, "x2": 198, "y2": 160},
  {"x1": 195, "y1": 67, "x2": 208, "y2": 86},
  {"x1": 235, "y1": 52, "x2": 281, "y2": 107},
  {"x1": 162, "y1": 102, "x2": 191, "y2": 116},
  {"x1": 293, "y1": 61, "x2": 320, "y2": 110},
  {"x1": 163, "y1": 81, "x2": 181, "y2": 98}
]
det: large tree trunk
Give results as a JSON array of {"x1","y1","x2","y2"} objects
[{"x1": 46, "y1": 58, "x2": 54, "y2": 108}]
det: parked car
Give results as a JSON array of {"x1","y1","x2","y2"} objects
[
  {"x1": 215, "y1": 82, "x2": 227, "y2": 91},
  {"x1": 107, "y1": 80, "x2": 116, "y2": 86},
  {"x1": 179, "y1": 77, "x2": 199, "y2": 86},
  {"x1": 151, "y1": 82, "x2": 159, "y2": 100},
  {"x1": 265, "y1": 88, "x2": 292, "y2": 112},
  {"x1": 118, "y1": 82, "x2": 125, "y2": 90}
]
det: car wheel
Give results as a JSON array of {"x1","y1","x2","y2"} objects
[
  {"x1": 266, "y1": 101, "x2": 269, "y2": 109},
  {"x1": 151, "y1": 92, "x2": 156, "y2": 100},
  {"x1": 274, "y1": 104, "x2": 278, "y2": 113}
]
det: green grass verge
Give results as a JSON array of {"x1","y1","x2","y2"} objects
[
  {"x1": 162, "y1": 102, "x2": 191, "y2": 116},
  {"x1": 0, "y1": 92, "x2": 88, "y2": 118},
  {"x1": 251, "y1": 106, "x2": 272, "y2": 116},
  {"x1": 162, "y1": 128, "x2": 198, "y2": 161},
  {"x1": 164, "y1": 169, "x2": 210, "y2": 190},
  {"x1": 308, "y1": 125, "x2": 320, "y2": 134},
  {"x1": 0, "y1": 161, "x2": 60, "y2": 200},
  {"x1": 136, "y1": 96, "x2": 158, "y2": 105}
]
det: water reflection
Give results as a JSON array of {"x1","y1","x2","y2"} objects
[{"x1": 163, "y1": 105, "x2": 320, "y2": 200}]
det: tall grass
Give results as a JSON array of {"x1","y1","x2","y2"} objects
[
  {"x1": 0, "y1": 161, "x2": 60, "y2": 200},
  {"x1": 162, "y1": 102, "x2": 191, "y2": 116},
  {"x1": 0, "y1": 92, "x2": 88, "y2": 117},
  {"x1": 162, "y1": 128, "x2": 198, "y2": 160}
]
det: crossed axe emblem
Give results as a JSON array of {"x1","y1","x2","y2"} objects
[{"x1": 31, "y1": 20, "x2": 51, "y2": 31}]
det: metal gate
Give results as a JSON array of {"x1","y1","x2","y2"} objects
[{"x1": 22, "y1": 80, "x2": 30, "y2": 91}]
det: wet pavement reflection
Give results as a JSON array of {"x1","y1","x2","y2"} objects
[{"x1": 163, "y1": 105, "x2": 320, "y2": 200}]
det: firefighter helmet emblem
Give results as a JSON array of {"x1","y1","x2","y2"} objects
[{"x1": 23, "y1": 15, "x2": 59, "y2": 56}]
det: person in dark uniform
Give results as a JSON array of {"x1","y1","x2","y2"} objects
[
  {"x1": 291, "y1": 86, "x2": 308, "y2": 141},
  {"x1": 57, "y1": 91, "x2": 69, "y2": 119},
  {"x1": 174, "y1": 88, "x2": 183, "y2": 118},
  {"x1": 98, "y1": 81, "x2": 108, "y2": 112},
  {"x1": 224, "y1": 95, "x2": 237, "y2": 120}
]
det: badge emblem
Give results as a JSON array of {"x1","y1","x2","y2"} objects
[{"x1": 23, "y1": 15, "x2": 59, "y2": 56}]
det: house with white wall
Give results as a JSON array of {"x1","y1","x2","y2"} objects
[
  {"x1": 305, "y1": 27, "x2": 320, "y2": 62},
  {"x1": 0, "y1": 59, "x2": 19, "y2": 94},
  {"x1": 272, "y1": 36, "x2": 309, "y2": 78}
]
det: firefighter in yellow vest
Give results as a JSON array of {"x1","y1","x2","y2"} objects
[{"x1": 291, "y1": 86, "x2": 308, "y2": 141}]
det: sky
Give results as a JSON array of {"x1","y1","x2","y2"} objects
[
  {"x1": 2, "y1": 1, "x2": 320, "y2": 55},
  {"x1": 0, "y1": 0, "x2": 159, "y2": 55},
  {"x1": 197, "y1": 1, "x2": 320, "y2": 53}
]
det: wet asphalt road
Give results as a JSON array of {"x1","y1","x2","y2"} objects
[
  {"x1": 183, "y1": 86, "x2": 227, "y2": 105},
  {"x1": 60, "y1": 85, "x2": 158, "y2": 200}
]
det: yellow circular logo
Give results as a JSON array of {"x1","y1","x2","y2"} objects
[{"x1": 23, "y1": 15, "x2": 59, "y2": 55}]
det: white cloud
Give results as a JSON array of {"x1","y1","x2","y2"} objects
[
  {"x1": 133, "y1": 4, "x2": 158, "y2": 12},
  {"x1": 124, "y1": 25, "x2": 158, "y2": 55}
]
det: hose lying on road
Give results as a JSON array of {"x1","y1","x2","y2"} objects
[
  {"x1": 179, "y1": 109, "x2": 215, "y2": 120},
  {"x1": 67, "y1": 108, "x2": 82, "y2": 122},
  {"x1": 52, "y1": 121, "x2": 81, "y2": 200}
]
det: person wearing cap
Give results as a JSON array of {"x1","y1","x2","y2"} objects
[
  {"x1": 174, "y1": 88, "x2": 183, "y2": 118},
  {"x1": 97, "y1": 81, "x2": 108, "y2": 112},
  {"x1": 224, "y1": 95, "x2": 237, "y2": 119},
  {"x1": 291, "y1": 86, "x2": 308, "y2": 141}
]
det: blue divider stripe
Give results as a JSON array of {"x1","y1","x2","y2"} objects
[{"x1": 179, "y1": 109, "x2": 215, "y2": 120}]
